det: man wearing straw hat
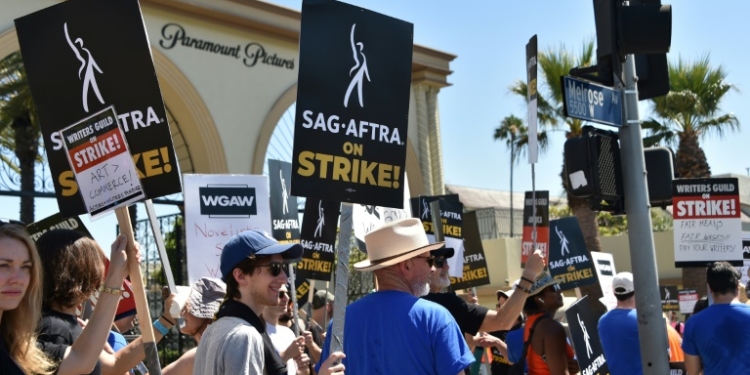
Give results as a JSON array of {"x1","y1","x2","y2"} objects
[{"x1": 319, "y1": 218, "x2": 475, "y2": 374}]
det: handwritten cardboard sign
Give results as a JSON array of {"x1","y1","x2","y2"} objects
[
  {"x1": 184, "y1": 174, "x2": 271, "y2": 284},
  {"x1": 61, "y1": 106, "x2": 144, "y2": 218},
  {"x1": 673, "y1": 178, "x2": 743, "y2": 267}
]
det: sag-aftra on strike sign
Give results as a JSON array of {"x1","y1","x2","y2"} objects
[{"x1": 292, "y1": 0, "x2": 413, "y2": 208}]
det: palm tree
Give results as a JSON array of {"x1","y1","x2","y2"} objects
[
  {"x1": 493, "y1": 115, "x2": 549, "y2": 237},
  {"x1": 509, "y1": 39, "x2": 610, "y2": 313},
  {"x1": 0, "y1": 52, "x2": 44, "y2": 224},
  {"x1": 643, "y1": 55, "x2": 740, "y2": 295}
]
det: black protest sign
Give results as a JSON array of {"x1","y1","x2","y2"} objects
[
  {"x1": 292, "y1": 0, "x2": 413, "y2": 208},
  {"x1": 521, "y1": 191, "x2": 549, "y2": 266},
  {"x1": 410, "y1": 194, "x2": 460, "y2": 235},
  {"x1": 565, "y1": 296, "x2": 609, "y2": 375},
  {"x1": 15, "y1": 0, "x2": 181, "y2": 216},
  {"x1": 294, "y1": 276, "x2": 315, "y2": 306},
  {"x1": 26, "y1": 213, "x2": 92, "y2": 242},
  {"x1": 268, "y1": 160, "x2": 301, "y2": 243},
  {"x1": 298, "y1": 199, "x2": 340, "y2": 281},
  {"x1": 451, "y1": 210, "x2": 490, "y2": 290},
  {"x1": 548, "y1": 217, "x2": 598, "y2": 291},
  {"x1": 660, "y1": 285, "x2": 679, "y2": 311}
]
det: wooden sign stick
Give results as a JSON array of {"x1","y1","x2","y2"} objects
[{"x1": 115, "y1": 206, "x2": 162, "y2": 375}]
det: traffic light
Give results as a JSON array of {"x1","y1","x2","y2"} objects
[
  {"x1": 592, "y1": 0, "x2": 672, "y2": 98},
  {"x1": 564, "y1": 126, "x2": 624, "y2": 213},
  {"x1": 644, "y1": 146, "x2": 675, "y2": 208}
]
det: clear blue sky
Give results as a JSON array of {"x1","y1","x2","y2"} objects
[{"x1": 3, "y1": 0, "x2": 749, "y2": 248}]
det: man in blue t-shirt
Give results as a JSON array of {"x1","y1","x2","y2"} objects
[
  {"x1": 682, "y1": 262, "x2": 750, "y2": 375},
  {"x1": 318, "y1": 219, "x2": 475, "y2": 375},
  {"x1": 598, "y1": 272, "x2": 646, "y2": 375}
]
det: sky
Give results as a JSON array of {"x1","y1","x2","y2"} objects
[{"x1": 3, "y1": 0, "x2": 750, "y2": 249}]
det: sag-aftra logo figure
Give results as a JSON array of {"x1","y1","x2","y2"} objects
[
  {"x1": 344, "y1": 23, "x2": 370, "y2": 108},
  {"x1": 64, "y1": 22, "x2": 104, "y2": 113}
]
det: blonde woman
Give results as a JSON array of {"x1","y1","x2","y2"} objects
[{"x1": 0, "y1": 223, "x2": 54, "y2": 375}]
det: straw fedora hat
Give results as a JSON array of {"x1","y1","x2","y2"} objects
[{"x1": 354, "y1": 218, "x2": 445, "y2": 271}]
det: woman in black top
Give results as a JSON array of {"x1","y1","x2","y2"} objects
[
  {"x1": 0, "y1": 224, "x2": 54, "y2": 375},
  {"x1": 35, "y1": 229, "x2": 174, "y2": 375}
]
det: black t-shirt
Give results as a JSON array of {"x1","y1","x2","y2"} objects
[
  {"x1": 488, "y1": 329, "x2": 512, "y2": 375},
  {"x1": 310, "y1": 320, "x2": 325, "y2": 348},
  {"x1": 422, "y1": 292, "x2": 489, "y2": 335},
  {"x1": 37, "y1": 309, "x2": 102, "y2": 375},
  {"x1": 0, "y1": 334, "x2": 25, "y2": 375}
]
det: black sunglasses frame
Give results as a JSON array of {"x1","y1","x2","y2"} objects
[{"x1": 259, "y1": 262, "x2": 290, "y2": 277}]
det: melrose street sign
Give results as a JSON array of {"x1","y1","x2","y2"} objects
[{"x1": 562, "y1": 76, "x2": 623, "y2": 127}]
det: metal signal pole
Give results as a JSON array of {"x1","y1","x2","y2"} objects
[{"x1": 619, "y1": 54, "x2": 670, "y2": 375}]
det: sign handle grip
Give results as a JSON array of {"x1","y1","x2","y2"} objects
[{"x1": 115, "y1": 206, "x2": 162, "y2": 375}]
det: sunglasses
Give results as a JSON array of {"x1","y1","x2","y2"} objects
[
  {"x1": 415, "y1": 255, "x2": 447, "y2": 268},
  {"x1": 259, "y1": 262, "x2": 290, "y2": 277}
]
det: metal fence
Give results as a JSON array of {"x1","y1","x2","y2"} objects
[{"x1": 474, "y1": 207, "x2": 525, "y2": 240}]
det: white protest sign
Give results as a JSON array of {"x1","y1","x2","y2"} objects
[
  {"x1": 591, "y1": 252, "x2": 617, "y2": 311},
  {"x1": 673, "y1": 178, "x2": 743, "y2": 267},
  {"x1": 184, "y1": 174, "x2": 271, "y2": 284},
  {"x1": 678, "y1": 289, "x2": 699, "y2": 315},
  {"x1": 353, "y1": 174, "x2": 411, "y2": 251},
  {"x1": 61, "y1": 106, "x2": 145, "y2": 218}
]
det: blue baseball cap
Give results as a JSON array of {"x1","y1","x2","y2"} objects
[{"x1": 220, "y1": 230, "x2": 303, "y2": 280}]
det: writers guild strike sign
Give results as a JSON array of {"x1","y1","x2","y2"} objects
[
  {"x1": 26, "y1": 212, "x2": 92, "y2": 242},
  {"x1": 548, "y1": 217, "x2": 598, "y2": 291},
  {"x1": 61, "y1": 107, "x2": 145, "y2": 218},
  {"x1": 451, "y1": 210, "x2": 490, "y2": 290},
  {"x1": 565, "y1": 296, "x2": 609, "y2": 375},
  {"x1": 15, "y1": 0, "x2": 181, "y2": 216},
  {"x1": 672, "y1": 178, "x2": 742, "y2": 267},
  {"x1": 678, "y1": 289, "x2": 699, "y2": 314},
  {"x1": 292, "y1": 0, "x2": 413, "y2": 208},
  {"x1": 411, "y1": 195, "x2": 465, "y2": 278},
  {"x1": 522, "y1": 191, "x2": 549, "y2": 266},
  {"x1": 660, "y1": 285, "x2": 679, "y2": 312},
  {"x1": 298, "y1": 199, "x2": 340, "y2": 281},
  {"x1": 184, "y1": 174, "x2": 272, "y2": 285},
  {"x1": 268, "y1": 160, "x2": 301, "y2": 244}
]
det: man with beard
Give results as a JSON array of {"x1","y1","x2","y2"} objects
[
  {"x1": 318, "y1": 218, "x2": 475, "y2": 375},
  {"x1": 422, "y1": 247, "x2": 545, "y2": 337},
  {"x1": 192, "y1": 231, "x2": 345, "y2": 375}
]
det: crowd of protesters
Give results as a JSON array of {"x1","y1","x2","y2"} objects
[{"x1": 2, "y1": 218, "x2": 749, "y2": 375}]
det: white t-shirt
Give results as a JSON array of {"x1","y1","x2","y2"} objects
[{"x1": 266, "y1": 322, "x2": 298, "y2": 375}]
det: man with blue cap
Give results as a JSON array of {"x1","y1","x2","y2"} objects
[{"x1": 192, "y1": 230, "x2": 345, "y2": 375}]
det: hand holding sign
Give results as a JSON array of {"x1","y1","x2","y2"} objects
[
  {"x1": 106, "y1": 233, "x2": 140, "y2": 284},
  {"x1": 523, "y1": 249, "x2": 546, "y2": 281}
]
